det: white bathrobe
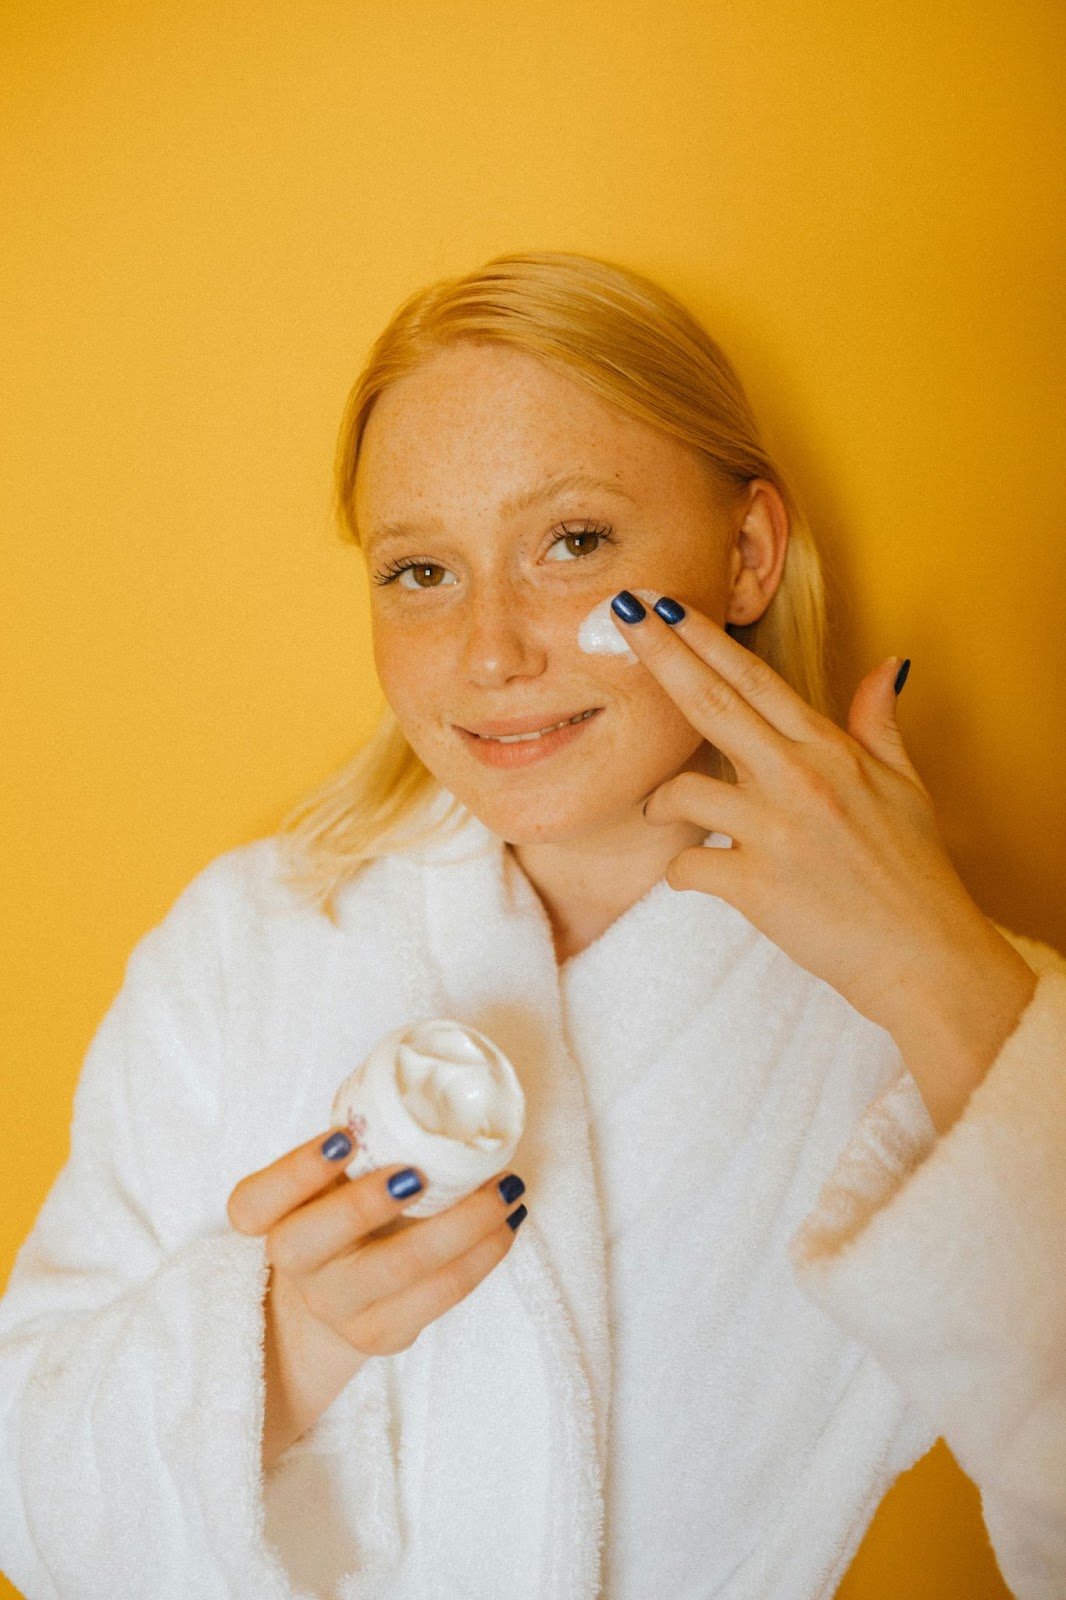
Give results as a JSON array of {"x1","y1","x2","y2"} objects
[{"x1": 1, "y1": 804, "x2": 1064, "y2": 1600}]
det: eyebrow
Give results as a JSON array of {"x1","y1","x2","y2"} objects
[{"x1": 363, "y1": 472, "x2": 638, "y2": 550}]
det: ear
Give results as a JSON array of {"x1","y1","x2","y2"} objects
[{"x1": 724, "y1": 479, "x2": 790, "y2": 627}]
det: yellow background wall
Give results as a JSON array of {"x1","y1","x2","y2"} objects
[{"x1": 2, "y1": 3, "x2": 1063, "y2": 1595}]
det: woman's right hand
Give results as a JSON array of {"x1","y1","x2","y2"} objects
[{"x1": 227, "y1": 1130, "x2": 527, "y2": 1466}]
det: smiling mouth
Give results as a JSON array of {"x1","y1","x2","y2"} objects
[{"x1": 469, "y1": 708, "x2": 600, "y2": 743}]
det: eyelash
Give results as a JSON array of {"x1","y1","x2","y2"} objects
[{"x1": 370, "y1": 521, "x2": 616, "y2": 588}]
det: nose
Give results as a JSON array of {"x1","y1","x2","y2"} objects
[{"x1": 458, "y1": 581, "x2": 550, "y2": 687}]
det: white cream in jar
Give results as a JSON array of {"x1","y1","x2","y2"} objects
[{"x1": 330, "y1": 1019, "x2": 526, "y2": 1217}]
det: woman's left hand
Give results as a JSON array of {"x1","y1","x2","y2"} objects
[{"x1": 620, "y1": 593, "x2": 1036, "y2": 1108}]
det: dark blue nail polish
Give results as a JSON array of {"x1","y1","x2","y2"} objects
[
  {"x1": 498, "y1": 1173, "x2": 525, "y2": 1204},
  {"x1": 506, "y1": 1203, "x2": 528, "y2": 1232},
  {"x1": 611, "y1": 590, "x2": 646, "y2": 624},
  {"x1": 388, "y1": 1168, "x2": 424, "y2": 1199},
  {"x1": 894, "y1": 658, "x2": 911, "y2": 696},
  {"x1": 653, "y1": 597, "x2": 686, "y2": 625},
  {"x1": 322, "y1": 1131, "x2": 353, "y2": 1161}
]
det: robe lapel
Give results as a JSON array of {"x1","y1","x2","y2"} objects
[{"x1": 380, "y1": 803, "x2": 611, "y2": 1596}]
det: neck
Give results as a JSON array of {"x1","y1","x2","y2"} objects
[{"x1": 507, "y1": 812, "x2": 712, "y2": 965}]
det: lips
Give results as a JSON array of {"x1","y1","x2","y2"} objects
[{"x1": 460, "y1": 707, "x2": 601, "y2": 738}]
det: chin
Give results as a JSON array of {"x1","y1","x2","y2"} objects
[{"x1": 450, "y1": 785, "x2": 641, "y2": 848}]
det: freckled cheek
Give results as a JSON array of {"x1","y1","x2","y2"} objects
[
  {"x1": 630, "y1": 682, "x2": 705, "y2": 756},
  {"x1": 370, "y1": 618, "x2": 500, "y2": 725},
  {"x1": 369, "y1": 625, "x2": 427, "y2": 711}
]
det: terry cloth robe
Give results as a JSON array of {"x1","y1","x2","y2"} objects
[{"x1": 0, "y1": 803, "x2": 1064, "y2": 1600}]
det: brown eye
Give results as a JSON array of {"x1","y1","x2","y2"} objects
[
  {"x1": 545, "y1": 524, "x2": 613, "y2": 561},
  {"x1": 372, "y1": 559, "x2": 453, "y2": 589}
]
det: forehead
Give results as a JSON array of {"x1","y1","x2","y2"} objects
[{"x1": 359, "y1": 344, "x2": 645, "y2": 476}]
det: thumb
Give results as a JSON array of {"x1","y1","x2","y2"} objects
[{"x1": 846, "y1": 656, "x2": 921, "y2": 781}]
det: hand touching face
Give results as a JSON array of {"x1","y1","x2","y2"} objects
[{"x1": 611, "y1": 589, "x2": 998, "y2": 1034}]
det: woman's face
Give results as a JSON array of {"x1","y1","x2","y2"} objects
[{"x1": 354, "y1": 341, "x2": 759, "y2": 847}]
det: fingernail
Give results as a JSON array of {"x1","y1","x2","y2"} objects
[
  {"x1": 894, "y1": 658, "x2": 911, "y2": 696},
  {"x1": 388, "y1": 1168, "x2": 424, "y2": 1199},
  {"x1": 506, "y1": 1203, "x2": 528, "y2": 1232},
  {"x1": 497, "y1": 1173, "x2": 525, "y2": 1204},
  {"x1": 321, "y1": 1131, "x2": 353, "y2": 1161},
  {"x1": 611, "y1": 590, "x2": 646, "y2": 624},
  {"x1": 653, "y1": 596, "x2": 686, "y2": 625}
]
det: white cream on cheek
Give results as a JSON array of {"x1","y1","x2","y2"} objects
[{"x1": 577, "y1": 590, "x2": 663, "y2": 663}]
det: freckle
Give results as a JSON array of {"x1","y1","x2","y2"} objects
[{"x1": 577, "y1": 591, "x2": 663, "y2": 662}]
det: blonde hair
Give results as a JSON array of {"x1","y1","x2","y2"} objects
[{"x1": 276, "y1": 250, "x2": 829, "y2": 920}]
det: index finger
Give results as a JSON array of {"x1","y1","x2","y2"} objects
[
  {"x1": 226, "y1": 1127, "x2": 421, "y2": 1236},
  {"x1": 610, "y1": 591, "x2": 819, "y2": 754}
]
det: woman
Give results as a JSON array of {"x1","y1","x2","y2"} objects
[{"x1": 0, "y1": 251, "x2": 1063, "y2": 1600}]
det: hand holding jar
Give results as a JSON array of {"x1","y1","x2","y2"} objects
[{"x1": 226, "y1": 1019, "x2": 527, "y2": 1469}]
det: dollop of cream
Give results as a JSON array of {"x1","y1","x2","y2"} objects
[
  {"x1": 577, "y1": 589, "x2": 664, "y2": 662},
  {"x1": 395, "y1": 1020, "x2": 513, "y2": 1143},
  {"x1": 331, "y1": 1019, "x2": 526, "y2": 1216}
]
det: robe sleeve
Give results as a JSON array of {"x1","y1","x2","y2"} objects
[
  {"x1": 789, "y1": 927, "x2": 1066, "y2": 1600},
  {"x1": 0, "y1": 855, "x2": 307, "y2": 1600}
]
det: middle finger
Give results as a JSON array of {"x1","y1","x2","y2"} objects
[
  {"x1": 266, "y1": 1161, "x2": 430, "y2": 1274},
  {"x1": 609, "y1": 591, "x2": 816, "y2": 766},
  {"x1": 317, "y1": 1174, "x2": 521, "y2": 1318}
]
